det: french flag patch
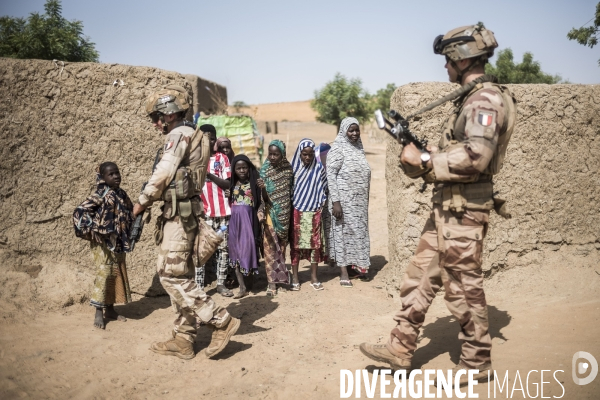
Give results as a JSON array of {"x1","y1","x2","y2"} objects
[{"x1": 478, "y1": 111, "x2": 494, "y2": 127}]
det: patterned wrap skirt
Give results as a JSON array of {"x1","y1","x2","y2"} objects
[
  {"x1": 89, "y1": 241, "x2": 131, "y2": 308},
  {"x1": 290, "y1": 208, "x2": 327, "y2": 265},
  {"x1": 262, "y1": 212, "x2": 290, "y2": 284}
]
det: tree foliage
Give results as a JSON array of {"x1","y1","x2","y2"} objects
[
  {"x1": 0, "y1": 0, "x2": 99, "y2": 62},
  {"x1": 485, "y1": 48, "x2": 562, "y2": 84},
  {"x1": 372, "y1": 83, "x2": 396, "y2": 113},
  {"x1": 311, "y1": 73, "x2": 373, "y2": 126},
  {"x1": 567, "y1": 2, "x2": 600, "y2": 65},
  {"x1": 231, "y1": 101, "x2": 248, "y2": 113}
]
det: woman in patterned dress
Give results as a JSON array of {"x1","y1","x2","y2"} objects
[
  {"x1": 289, "y1": 138, "x2": 328, "y2": 291},
  {"x1": 326, "y1": 117, "x2": 372, "y2": 287},
  {"x1": 258, "y1": 140, "x2": 294, "y2": 296}
]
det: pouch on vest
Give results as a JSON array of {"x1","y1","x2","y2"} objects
[
  {"x1": 154, "y1": 213, "x2": 165, "y2": 246},
  {"x1": 163, "y1": 167, "x2": 195, "y2": 205},
  {"x1": 178, "y1": 199, "x2": 198, "y2": 233}
]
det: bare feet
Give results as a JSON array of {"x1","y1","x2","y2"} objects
[
  {"x1": 234, "y1": 267, "x2": 248, "y2": 298},
  {"x1": 94, "y1": 308, "x2": 105, "y2": 329},
  {"x1": 217, "y1": 284, "x2": 234, "y2": 297},
  {"x1": 104, "y1": 305, "x2": 126, "y2": 322},
  {"x1": 340, "y1": 265, "x2": 350, "y2": 281}
]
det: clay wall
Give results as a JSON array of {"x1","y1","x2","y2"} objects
[
  {"x1": 0, "y1": 58, "x2": 226, "y2": 306},
  {"x1": 185, "y1": 74, "x2": 228, "y2": 115},
  {"x1": 383, "y1": 82, "x2": 600, "y2": 293}
]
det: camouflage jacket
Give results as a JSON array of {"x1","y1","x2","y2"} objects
[
  {"x1": 431, "y1": 81, "x2": 515, "y2": 183},
  {"x1": 139, "y1": 124, "x2": 206, "y2": 207}
]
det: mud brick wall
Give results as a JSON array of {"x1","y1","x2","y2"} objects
[
  {"x1": 0, "y1": 58, "x2": 221, "y2": 303},
  {"x1": 383, "y1": 82, "x2": 600, "y2": 294},
  {"x1": 185, "y1": 74, "x2": 228, "y2": 115}
]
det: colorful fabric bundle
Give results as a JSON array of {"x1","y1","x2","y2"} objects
[{"x1": 73, "y1": 174, "x2": 134, "y2": 254}]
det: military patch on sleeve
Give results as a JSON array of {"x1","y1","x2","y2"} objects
[
  {"x1": 164, "y1": 140, "x2": 174, "y2": 151},
  {"x1": 477, "y1": 111, "x2": 494, "y2": 127}
]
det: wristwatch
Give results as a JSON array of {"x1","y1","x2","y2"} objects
[{"x1": 420, "y1": 152, "x2": 431, "y2": 169}]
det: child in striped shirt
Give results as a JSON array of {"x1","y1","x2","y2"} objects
[{"x1": 197, "y1": 124, "x2": 234, "y2": 297}]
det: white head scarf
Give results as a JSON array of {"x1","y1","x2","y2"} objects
[{"x1": 336, "y1": 117, "x2": 363, "y2": 151}]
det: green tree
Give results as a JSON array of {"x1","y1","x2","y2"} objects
[
  {"x1": 567, "y1": 2, "x2": 600, "y2": 65},
  {"x1": 485, "y1": 48, "x2": 562, "y2": 84},
  {"x1": 231, "y1": 101, "x2": 248, "y2": 113},
  {"x1": 0, "y1": 0, "x2": 99, "y2": 62},
  {"x1": 372, "y1": 83, "x2": 396, "y2": 112},
  {"x1": 311, "y1": 73, "x2": 372, "y2": 126}
]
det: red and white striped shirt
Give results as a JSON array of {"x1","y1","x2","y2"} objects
[{"x1": 201, "y1": 153, "x2": 232, "y2": 217}]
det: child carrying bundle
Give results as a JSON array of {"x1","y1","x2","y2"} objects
[{"x1": 73, "y1": 162, "x2": 134, "y2": 329}]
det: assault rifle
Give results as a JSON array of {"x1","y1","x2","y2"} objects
[
  {"x1": 374, "y1": 109, "x2": 430, "y2": 192},
  {"x1": 130, "y1": 148, "x2": 163, "y2": 250},
  {"x1": 374, "y1": 109, "x2": 429, "y2": 151}
]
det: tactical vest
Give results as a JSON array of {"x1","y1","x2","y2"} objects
[
  {"x1": 431, "y1": 82, "x2": 516, "y2": 215},
  {"x1": 161, "y1": 125, "x2": 211, "y2": 230}
]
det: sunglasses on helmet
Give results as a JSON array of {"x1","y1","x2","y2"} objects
[{"x1": 433, "y1": 34, "x2": 476, "y2": 55}]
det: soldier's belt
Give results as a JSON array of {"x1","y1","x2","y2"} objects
[{"x1": 432, "y1": 181, "x2": 494, "y2": 212}]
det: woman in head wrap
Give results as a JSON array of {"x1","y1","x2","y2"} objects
[
  {"x1": 289, "y1": 139, "x2": 328, "y2": 291},
  {"x1": 326, "y1": 117, "x2": 372, "y2": 287},
  {"x1": 258, "y1": 139, "x2": 294, "y2": 296}
]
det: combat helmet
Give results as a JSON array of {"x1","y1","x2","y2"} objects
[
  {"x1": 144, "y1": 84, "x2": 191, "y2": 116},
  {"x1": 433, "y1": 23, "x2": 498, "y2": 62}
]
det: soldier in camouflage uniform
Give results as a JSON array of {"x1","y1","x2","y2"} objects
[
  {"x1": 360, "y1": 24, "x2": 516, "y2": 386},
  {"x1": 133, "y1": 87, "x2": 240, "y2": 360}
]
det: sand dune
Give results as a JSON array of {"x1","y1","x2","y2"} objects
[{"x1": 228, "y1": 100, "x2": 317, "y2": 122}]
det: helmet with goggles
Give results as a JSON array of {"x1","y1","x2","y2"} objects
[
  {"x1": 433, "y1": 23, "x2": 498, "y2": 62},
  {"x1": 144, "y1": 85, "x2": 191, "y2": 116}
]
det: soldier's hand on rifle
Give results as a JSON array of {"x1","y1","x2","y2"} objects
[
  {"x1": 133, "y1": 203, "x2": 146, "y2": 217},
  {"x1": 426, "y1": 145, "x2": 438, "y2": 154},
  {"x1": 400, "y1": 143, "x2": 423, "y2": 167}
]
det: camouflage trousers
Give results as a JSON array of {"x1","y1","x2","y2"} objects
[
  {"x1": 387, "y1": 205, "x2": 492, "y2": 369},
  {"x1": 157, "y1": 215, "x2": 231, "y2": 343}
]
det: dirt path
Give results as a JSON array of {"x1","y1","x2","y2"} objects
[{"x1": 1, "y1": 125, "x2": 599, "y2": 399}]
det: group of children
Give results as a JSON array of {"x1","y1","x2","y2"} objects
[
  {"x1": 73, "y1": 124, "x2": 333, "y2": 328},
  {"x1": 199, "y1": 125, "x2": 333, "y2": 299}
]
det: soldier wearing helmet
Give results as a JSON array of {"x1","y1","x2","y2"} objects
[
  {"x1": 133, "y1": 87, "x2": 241, "y2": 360},
  {"x1": 360, "y1": 23, "x2": 516, "y2": 387},
  {"x1": 144, "y1": 85, "x2": 195, "y2": 133}
]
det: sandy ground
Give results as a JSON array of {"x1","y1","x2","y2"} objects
[{"x1": 1, "y1": 121, "x2": 599, "y2": 399}]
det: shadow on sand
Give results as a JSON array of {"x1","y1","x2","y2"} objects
[
  {"x1": 363, "y1": 305, "x2": 511, "y2": 371},
  {"x1": 412, "y1": 305, "x2": 511, "y2": 368}
]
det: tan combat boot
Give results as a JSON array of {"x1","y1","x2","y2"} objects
[
  {"x1": 150, "y1": 336, "x2": 195, "y2": 360},
  {"x1": 435, "y1": 363, "x2": 494, "y2": 388},
  {"x1": 205, "y1": 317, "x2": 241, "y2": 358},
  {"x1": 359, "y1": 343, "x2": 412, "y2": 370}
]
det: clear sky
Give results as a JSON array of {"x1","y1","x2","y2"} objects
[{"x1": 2, "y1": 0, "x2": 599, "y2": 104}]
